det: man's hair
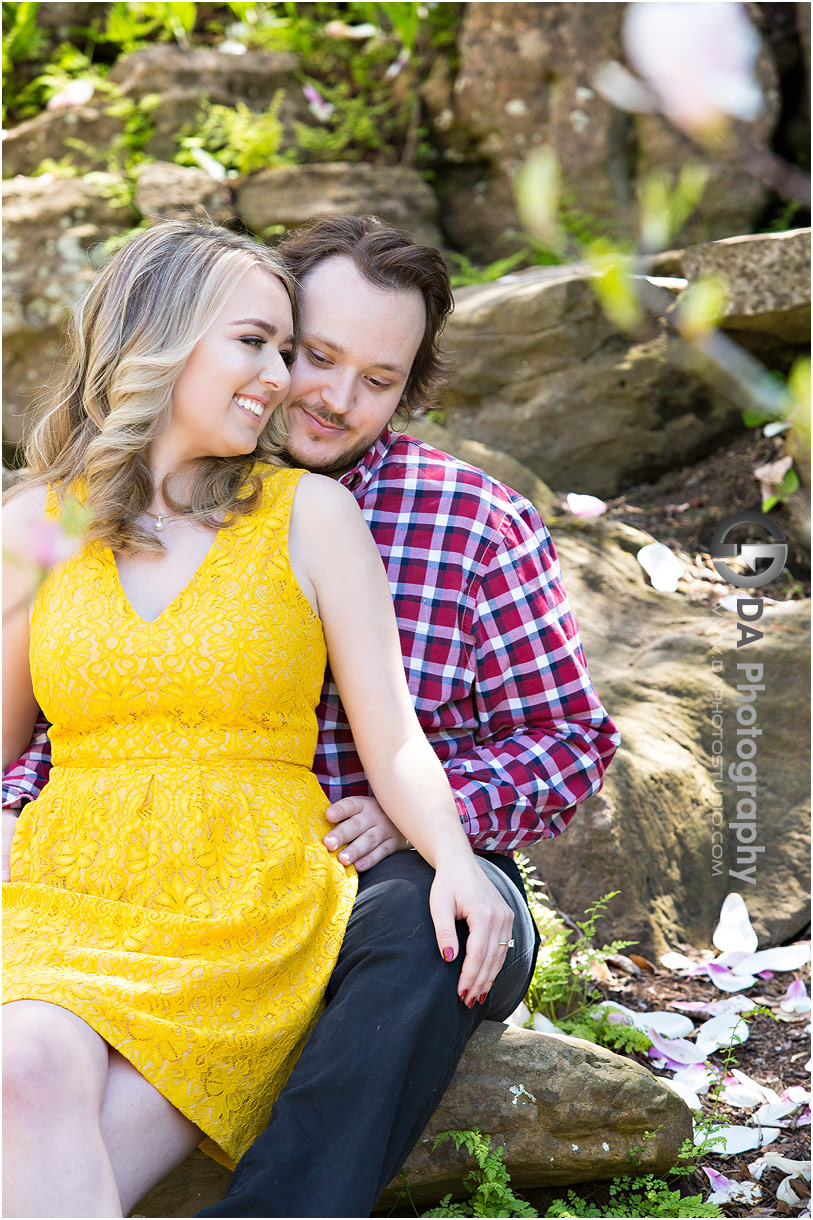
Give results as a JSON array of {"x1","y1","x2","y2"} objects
[
  {"x1": 16, "y1": 220, "x2": 296, "y2": 553},
  {"x1": 278, "y1": 215, "x2": 453, "y2": 424}
]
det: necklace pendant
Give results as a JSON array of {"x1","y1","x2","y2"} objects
[{"x1": 154, "y1": 517, "x2": 164, "y2": 532}]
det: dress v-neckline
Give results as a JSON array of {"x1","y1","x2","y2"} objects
[{"x1": 109, "y1": 522, "x2": 236, "y2": 626}]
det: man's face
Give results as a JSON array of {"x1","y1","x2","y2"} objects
[{"x1": 283, "y1": 256, "x2": 426, "y2": 476}]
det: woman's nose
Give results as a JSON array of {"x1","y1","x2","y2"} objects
[{"x1": 260, "y1": 353, "x2": 292, "y2": 397}]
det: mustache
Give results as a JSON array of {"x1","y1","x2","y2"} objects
[{"x1": 289, "y1": 400, "x2": 347, "y2": 430}]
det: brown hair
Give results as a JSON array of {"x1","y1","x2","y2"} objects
[
  {"x1": 15, "y1": 220, "x2": 297, "y2": 554},
  {"x1": 278, "y1": 215, "x2": 453, "y2": 424}
]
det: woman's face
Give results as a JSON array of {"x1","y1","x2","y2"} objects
[{"x1": 162, "y1": 268, "x2": 294, "y2": 464}]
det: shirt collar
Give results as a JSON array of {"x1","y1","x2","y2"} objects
[{"x1": 338, "y1": 428, "x2": 393, "y2": 492}]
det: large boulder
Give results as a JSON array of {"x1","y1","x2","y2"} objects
[
  {"x1": 108, "y1": 45, "x2": 307, "y2": 161},
  {"x1": 236, "y1": 163, "x2": 444, "y2": 248},
  {"x1": 678, "y1": 228, "x2": 812, "y2": 362},
  {"x1": 136, "y1": 1024, "x2": 690, "y2": 1216},
  {"x1": 436, "y1": 3, "x2": 780, "y2": 261},
  {"x1": 437, "y1": 268, "x2": 745, "y2": 497},
  {"x1": 132, "y1": 161, "x2": 232, "y2": 224},
  {"x1": 529, "y1": 516, "x2": 811, "y2": 957},
  {"x1": 2, "y1": 175, "x2": 135, "y2": 447},
  {"x1": 1, "y1": 104, "x2": 126, "y2": 180}
]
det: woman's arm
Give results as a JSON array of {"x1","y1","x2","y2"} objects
[
  {"x1": 2, "y1": 486, "x2": 47, "y2": 880},
  {"x1": 3, "y1": 487, "x2": 46, "y2": 770},
  {"x1": 290, "y1": 475, "x2": 514, "y2": 1004}
]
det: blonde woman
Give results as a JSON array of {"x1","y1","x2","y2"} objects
[{"x1": 2, "y1": 221, "x2": 513, "y2": 1218}]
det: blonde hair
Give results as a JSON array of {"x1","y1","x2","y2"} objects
[{"x1": 16, "y1": 220, "x2": 297, "y2": 553}]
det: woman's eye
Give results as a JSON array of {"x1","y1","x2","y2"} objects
[
  {"x1": 307, "y1": 349, "x2": 330, "y2": 366},
  {"x1": 281, "y1": 349, "x2": 294, "y2": 367},
  {"x1": 241, "y1": 336, "x2": 265, "y2": 348}
]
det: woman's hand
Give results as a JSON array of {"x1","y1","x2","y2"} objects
[
  {"x1": 429, "y1": 855, "x2": 515, "y2": 1005},
  {"x1": 323, "y1": 795, "x2": 409, "y2": 871}
]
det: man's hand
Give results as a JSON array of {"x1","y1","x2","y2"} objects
[{"x1": 323, "y1": 796, "x2": 409, "y2": 871}]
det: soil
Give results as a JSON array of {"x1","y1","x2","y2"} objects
[
  {"x1": 599, "y1": 429, "x2": 810, "y2": 604},
  {"x1": 541, "y1": 955, "x2": 812, "y2": 1219}
]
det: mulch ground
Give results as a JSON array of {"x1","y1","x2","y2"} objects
[
  {"x1": 600, "y1": 429, "x2": 810, "y2": 604},
  {"x1": 531, "y1": 956, "x2": 811, "y2": 1218}
]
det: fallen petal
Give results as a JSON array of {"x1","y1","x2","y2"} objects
[
  {"x1": 730, "y1": 1068, "x2": 780, "y2": 1105},
  {"x1": 735, "y1": 944, "x2": 811, "y2": 974},
  {"x1": 754, "y1": 1100, "x2": 803, "y2": 1125},
  {"x1": 47, "y1": 78, "x2": 95, "y2": 109},
  {"x1": 673, "y1": 1063, "x2": 715, "y2": 1094},
  {"x1": 748, "y1": 1152, "x2": 812, "y2": 1182},
  {"x1": 780, "y1": 979, "x2": 812, "y2": 1014},
  {"x1": 698, "y1": 1124, "x2": 781, "y2": 1154},
  {"x1": 660, "y1": 951, "x2": 695, "y2": 971},
  {"x1": 777, "y1": 1174, "x2": 807, "y2": 1208},
  {"x1": 703, "y1": 1164, "x2": 763, "y2": 1206},
  {"x1": 566, "y1": 492, "x2": 607, "y2": 517},
  {"x1": 636, "y1": 541, "x2": 683, "y2": 592},
  {"x1": 713, "y1": 892, "x2": 759, "y2": 954},
  {"x1": 532, "y1": 1012, "x2": 562, "y2": 1034},
  {"x1": 695, "y1": 1011, "x2": 750, "y2": 1053},
  {"x1": 649, "y1": 1029, "x2": 709, "y2": 1064},
  {"x1": 707, "y1": 960, "x2": 757, "y2": 992}
]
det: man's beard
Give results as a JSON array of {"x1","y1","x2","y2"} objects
[{"x1": 281, "y1": 401, "x2": 376, "y2": 476}]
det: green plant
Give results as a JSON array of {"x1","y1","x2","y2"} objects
[
  {"x1": 447, "y1": 249, "x2": 533, "y2": 288},
  {"x1": 102, "y1": 2, "x2": 197, "y2": 54},
  {"x1": 420, "y1": 1131, "x2": 537, "y2": 1218},
  {"x1": 175, "y1": 94, "x2": 286, "y2": 177},
  {"x1": 544, "y1": 1175, "x2": 723, "y2": 1218},
  {"x1": 556, "y1": 1007, "x2": 653, "y2": 1055},
  {"x1": 517, "y1": 860, "x2": 635, "y2": 1028}
]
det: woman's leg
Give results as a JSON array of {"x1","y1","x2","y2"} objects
[
  {"x1": 100, "y1": 1050, "x2": 203, "y2": 1217},
  {"x1": 3, "y1": 999, "x2": 122, "y2": 1218}
]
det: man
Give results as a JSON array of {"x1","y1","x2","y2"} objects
[{"x1": 3, "y1": 216, "x2": 619, "y2": 1217}]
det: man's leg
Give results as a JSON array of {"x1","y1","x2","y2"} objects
[{"x1": 197, "y1": 851, "x2": 536, "y2": 1219}]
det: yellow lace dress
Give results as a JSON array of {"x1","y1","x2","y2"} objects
[{"x1": 2, "y1": 465, "x2": 357, "y2": 1163}]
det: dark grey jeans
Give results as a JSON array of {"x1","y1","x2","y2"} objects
[{"x1": 197, "y1": 849, "x2": 538, "y2": 1219}]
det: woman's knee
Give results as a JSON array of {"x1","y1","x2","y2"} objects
[{"x1": 3, "y1": 1006, "x2": 104, "y2": 1123}]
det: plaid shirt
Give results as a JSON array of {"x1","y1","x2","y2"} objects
[{"x1": 3, "y1": 431, "x2": 618, "y2": 851}]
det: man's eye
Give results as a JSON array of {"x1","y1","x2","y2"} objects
[
  {"x1": 241, "y1": 336, "x2": 265, "y2": 348},
  {"x1": 368, "y1": 378, "x2": 391, "y2": 390}
]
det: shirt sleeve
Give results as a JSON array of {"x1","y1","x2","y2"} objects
[
  {"x1": 443, "y1": 505, "x2": 620, "y2": 853},
  {"x1": 2, "y1": 713, "x2": 53, "y2": 813}
]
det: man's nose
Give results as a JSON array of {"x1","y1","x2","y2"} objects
[{"x1": 318, "y1": 369, "x2": 355, "y2": 415}]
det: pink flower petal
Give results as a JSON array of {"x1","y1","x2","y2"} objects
[
  {"x1": 712, "y1": 893, "x2": 759, "y2": 954},
  {"x1": 649, "y1": 1029, "x2": 709, "y2": 1064},
  {"x1": 707, "y1": 961, "x2": 757, "y2": 992}
]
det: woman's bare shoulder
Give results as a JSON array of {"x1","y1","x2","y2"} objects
[
  {"x1": 3, "y1": 481, "x2": 48, "y2": 530},
  {"x1": 292, "y1": 472, "x2": 363, "y2": 525}
]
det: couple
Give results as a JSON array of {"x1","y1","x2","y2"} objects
[{"x1": 2, "y1": 214, "x2": 619, "y2": 1218}]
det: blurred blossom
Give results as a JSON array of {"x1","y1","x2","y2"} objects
[
  {"x1": 515, "y1": 146, "x2": 564, "y2": 255},
  {"x1": 566, "y1": 493, "x2": 607, "y2": 518},
  {"x1": 623, "y1": 2, "x2": 763, "y2": 136},
  {"x1": 303, "y1": 85, "x2": 335, "y2": 123},
  {"x1": 47, "y1": 79, "x2": 95, "y2": 110},
  {"x1": 324, "y1": 20, "x2": 378, "y2": 41}
]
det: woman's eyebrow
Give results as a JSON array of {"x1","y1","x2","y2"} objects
[{"x1": 230, "y1": 317, "x2": 293, "y2": 342}]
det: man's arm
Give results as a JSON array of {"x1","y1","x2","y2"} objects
[
  {"x1": 2, "y1": 712, "x2": 52, "y2": 814},
  {"x1": 445, "y1": 504, "x2": 619, "y2": 853}
]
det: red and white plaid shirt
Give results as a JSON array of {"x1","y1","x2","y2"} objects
[{"x1": 3, "y1": 430, "x2": 618, "y2": 852}]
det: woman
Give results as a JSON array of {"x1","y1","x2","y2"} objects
[{"x1": 2, "y1": 221, "x2": 513, "y2": 1218}]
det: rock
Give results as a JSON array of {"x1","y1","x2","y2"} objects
[
  {"x1": 527, "y1": 518, "x2": 811, "y2": 957},
  {"x1": 135, "y1": 1024, "x2": 690, "y2": 1216},
  {"x1": 391, "y1": 438, "x2": 810, "y2": 957},
  {"x1": 378, "y1": 1025, "x2": 691, "y2": 1207},
  {"x1": 439, "y1": 3, "x2": 780, "y2": 262},
  {"x1": 437, "y1": 267, "x2": 744, "y2": 497},
  {"x1": 133, "y1": 162, "x2": 232, "y2": 224},
  {"x1": 33, "y1": 2, "x2": 109, "y2": 36},
  {"x1": 2, "y1": 175, "x2": 135, "y2": 446},
  {"x1": 236, "y1": 163, "x2": 443, "y2": 248},
  {"x1": 678, "y1": 229, "x2": 812, "y2": 364},
  {"x1": 108, "y1": 45, "x2": 307, "y2": 161},
  {"x1": 1, "y1": 104, "x2": 125, "y2": 179},
  {"x1": 406, "y1": 418, "x2": 562, "y2": 522}
]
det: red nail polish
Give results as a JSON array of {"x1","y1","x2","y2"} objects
[
  {"x1": 467, "y1": 996, "x2": 476, "y2": 1009},
  {"x1": 479, "y1": 992, "x2": 487, "y2": 1004},
  {"x1": 459, "y1": 990, "x2": 468, "y2": 1005},
  {"x1": 442, "y1": 947, "x2": 455, "y2": 962}
]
